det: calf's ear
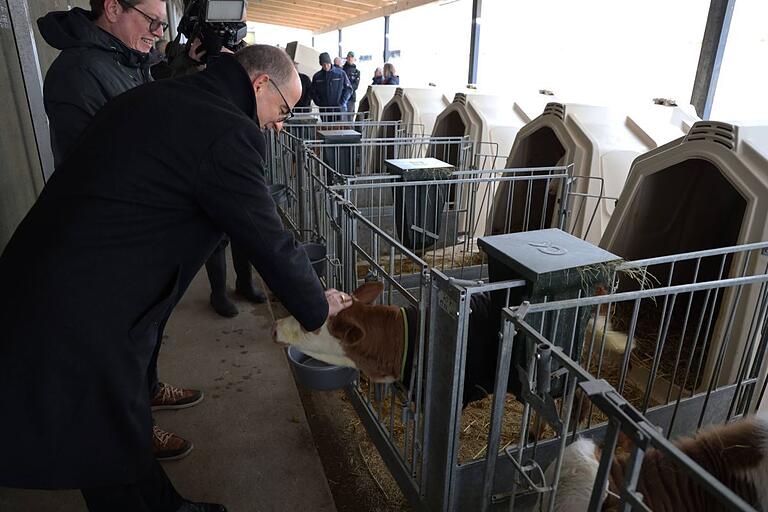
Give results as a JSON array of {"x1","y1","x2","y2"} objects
[
  {"x1": 329, "y1": 314, "x2": 366, "y2": 346},
  {"x1": 352, "y1": 281, "x2": 384, "y2": 304}
]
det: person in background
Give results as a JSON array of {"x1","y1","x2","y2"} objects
[
  {"x1": 372, "y1": 66, "x2": 383, "y2": 85},
  {"x1": 311, "y1": 52, "x2": 352, "y2": 115},
  {"x1": 383, "y1": 62, "x2": 399, "y2": 85},
  {"x1": 342, "y1": 51, "x2": 360, "y2": 115},
  {"x1": 39, "y1": 0, "x2": 160, "y2": 166},
  {"x1": 295, "y1": 62, "x2": 312, "y2": 109},
  {"x1": 205, "y1": 237, "x2": 267, "y2": 318},
  {"x1": 333, "y1": 56, "x2": 342, "y2": 68},
  {"x1": 37, "y1": 0, "x2": 200, "y2": 463}
]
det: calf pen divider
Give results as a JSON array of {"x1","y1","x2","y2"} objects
[
  {"x1": 315, "y1": 223, "x2": 768, "y2": 510},
  {"x1": 494, "y1": 310, "x2": 756, "y2": 512},
  {"x1": 265, "y1": 126, "x2": 768, "y2": 510},
  {"x1": 480, "y1": 242, "x2": 768, "y2": 510},
  {"x1": 422, "y1": 253, "x2": 768, "y2": 511},
  {"x1": 266, "y1": 131, "x2": 475, "y2": 241}
]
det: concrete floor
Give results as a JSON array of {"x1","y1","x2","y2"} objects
[{"x1": 0, "y1": 263, "x2": 337, "y2": 512}]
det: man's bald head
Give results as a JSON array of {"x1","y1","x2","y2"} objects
[
  {"x1": 235, "y1": 45, "x2": 301, "y2": 130},
  {"x1": 234, "y1": 45, "x2": 297, "y2": 89}
]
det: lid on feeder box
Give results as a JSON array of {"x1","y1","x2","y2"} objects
[
  {"x1": 286, "y1": 117, "x2": 318, "y2": 125},
  {"x1": 317, "y1": 129, "x2": 362, "y2": 143},
  {"x1": 384, "y1": 157, "x2": 454, "y2": 176},
  {"x1": 478, "y1": 228, "x2": 620, "y2": 283}
]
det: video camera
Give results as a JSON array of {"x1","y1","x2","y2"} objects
[{"x1": 177, "y1": 0, "x2": 248, "y2": 60}]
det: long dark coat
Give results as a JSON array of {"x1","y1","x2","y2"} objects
[{"x1": 0, "y1": 55, "x2": 328, "y2": 489}]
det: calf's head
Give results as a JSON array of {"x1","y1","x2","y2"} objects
[{"x1": 273, "y1": 282, "x2": 407, "y2": 383}]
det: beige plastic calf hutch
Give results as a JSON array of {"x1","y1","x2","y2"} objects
[
  {"x1": 285, "y1": 42, "x2": 320, "y2": 83},
  {"x1": 601, "y1": 121, "x2": 768, "y2": 408},
  {"x1": 429, "y1": 92, "x2": 555, "y2": 237},
  {"x1": 379, "y1": 87, "x2": 453, "y2": 139},
  {"x1": 489, "y1": 102, "x2": 699, "y2": 243},
  {"x1": 357, "y1": 85, "x2": 399, "y2": 122},
  {"x1": 431, "y1": 92, "x2": 552, "y2": 167}
]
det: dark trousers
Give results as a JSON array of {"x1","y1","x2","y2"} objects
[
  {"x1": 147, "y1": 331, "x2": 162, "y2": 399},
  {"x1": 347, "y1": 101, "x2": 356, "y2": 122},
  {"x1": 205, "y1": 236, "x2": 252, "y2": 296},
  {"x1": 81, "y1": 460, "x2": 183, "y2": 512}
]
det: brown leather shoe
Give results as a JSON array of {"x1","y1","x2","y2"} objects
[
  {"x1": 153, "y1": 425, "x2": 193, "y2": 461},
  {"x1": 151, "y1": 382, "x2": 204, "y2": 411}
]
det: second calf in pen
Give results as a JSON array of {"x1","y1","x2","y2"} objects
[{"x1": 542, "y1": 414, "x2": 768, "y2": 511}]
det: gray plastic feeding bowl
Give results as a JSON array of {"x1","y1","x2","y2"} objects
[{"x1": 286, "y1": 346, "x2": 357, "y2": 391}]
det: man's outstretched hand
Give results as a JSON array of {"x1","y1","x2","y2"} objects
[{"x1": 325, "y1": 289, "x2": 353, "y2": 317}]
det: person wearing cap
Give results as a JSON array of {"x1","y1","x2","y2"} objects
[
  {"x1": 342, "y1": 51, "x2": 361, "y2": 116},
  {"x1": 311, "y1": 51, "x2": 352, "y2": 116}
]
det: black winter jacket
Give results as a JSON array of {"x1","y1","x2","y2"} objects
[
  {"x1": 38, "y1": 8, "x2": 154, "y2": 167},
  {"x1": 0, "y1": 55, "x2": 328, "y2": 489},
  {"x1": 297, "y1": 72, "x2": 312, "y2": 108},
  {"x1": 342, "y1": 63, "x2": 361, "y2": 103}
]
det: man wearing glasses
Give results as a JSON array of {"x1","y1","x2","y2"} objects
[
  {"x1": 38, "y1": 0, "x2": 202, "y2": 463},
  {"x1": 39, "y1": 0, "x2": 169, "y2": 166},
  {"x1": 0, "y1": 44, "x2": 348, "y2": 512}
]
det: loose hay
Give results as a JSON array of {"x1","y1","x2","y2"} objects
[
  {"x1": 354, "y1": 348, "x2": 655, "y2": 471},
  {"x1": 356, "y1": 242, "x2": 486, "y2": 279},
  {"x1": 339, "y1": 394, "x2": 413, "y2": 511}
]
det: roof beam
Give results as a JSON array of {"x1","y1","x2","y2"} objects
[
  {"x1": 247, "y1": 13, "x2": 322, "y2": 30},
  {"x1": 257, "y1": 0, "x2": 366, "y2": 16},
  {"x1": 313, "y1": 0, "x2": 436, "y2": 34},
  {"x1": 249, "y1": 3, "x2": 342, "y2": 23},
  {"x1": 336, "y1": 0, "x2": 395, "y2": 9}
]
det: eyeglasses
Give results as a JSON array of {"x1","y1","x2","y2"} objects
[
  {"x1": 270, "y1": 80, "x2": 294, "y2": 123},
  {"x1": 123, "y1": 2, "x2": 169, "y2": 33}
]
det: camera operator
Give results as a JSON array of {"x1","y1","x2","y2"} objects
[
  {"x1": 0, "y1": 44, "x2": 351, "y2": 512},
  {"x1": 38, "y1": 0, "x2": 201, "y2": 462}
]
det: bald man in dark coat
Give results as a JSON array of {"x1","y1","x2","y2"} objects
[{"x1": 0, "y1": 46, "x2": 345, "y2": 512}]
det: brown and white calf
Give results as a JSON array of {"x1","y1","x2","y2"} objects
[
  {"x1": 273, "y1": 281, "x2": 501, "y2": 406},
  {"x1": 273, "y1": 282, "x2": 414, "y2": 383},
  {"x1": 542, "y1": 414, "x2": 768, "y2": 511}
]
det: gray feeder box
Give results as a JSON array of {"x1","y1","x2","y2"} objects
[
  {"x1": 477, "y1": 228, "x2": 620, "y2": 398},
  {"x1": 285, "y1": 116, "x2": 318, "y2": 141},
  {"x1": 318, "y1": 129, "x2": 361, "y2": 180},
  {"x1": 385, "y1": 158, "x2": 454, "y2": 252}
]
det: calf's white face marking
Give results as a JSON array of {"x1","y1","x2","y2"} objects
[
  {"x1": 274, "y1": 317, "x2": 358, "y2": 369},
  {"x1": 273, "y1": 282, "x2": 390, "y2": 374}
]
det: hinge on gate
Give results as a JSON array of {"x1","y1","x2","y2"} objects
[{"x1": 512, "y1": 301, "x2": 531, "y2": 320}]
